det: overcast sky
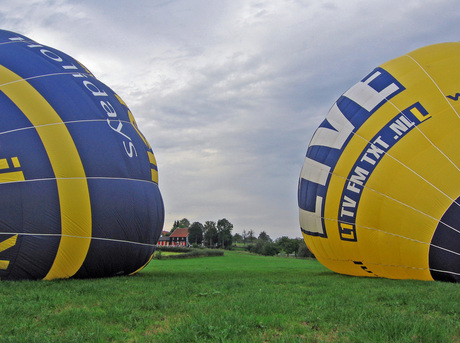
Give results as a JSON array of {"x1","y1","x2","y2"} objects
[{"x1": 1, "y1": 0, "x2": 459, "y2": 239}]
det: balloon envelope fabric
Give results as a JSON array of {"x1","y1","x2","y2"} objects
[
  {"x1": 298, "y1": 43, "x2": 460, "y2": 282},
  {"x1": 0, "y1": 30, "x2": 164, "y2": 280}
]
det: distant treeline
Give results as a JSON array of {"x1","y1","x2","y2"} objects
[
  {"x1": 245, "y1": 236, "x2": 314, "y2": 258},
  {"x1": 168, "y1": 217, "x2": 314, "y2": 258}
]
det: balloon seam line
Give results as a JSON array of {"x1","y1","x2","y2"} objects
[
  {"x1": 315, "y1": 254, "x2": 460, "y2": 277},
  {"x1": 321, "y1": 216, "x2": 460, "y2": 256},
  {"x1": 0, "y1": 176, "x2": 158, "y2": 185},
  {"x1": 401, "y1": 54, "x2": 460, "y2": 171},
  {"x1": 352, "y1": 130, "x2": 459, "y2": 205},
  {"x1": 0, "y1": 72, "x2": 93, "y2": 88},
  {"x1": 0, "y1": 232, "x2": 156, "y2": 248},
  {"x1": 325, "y1": 162, "x2": 460, "y2": 236},
  {"x1": 0, "y1": 119, "x2": 140, "y2": 136}
]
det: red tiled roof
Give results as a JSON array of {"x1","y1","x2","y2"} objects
[{"x1": 170, "y1": 228, "x2": 189, "y2": 238}]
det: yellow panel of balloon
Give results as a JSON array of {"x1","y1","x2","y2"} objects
[{"x1": 298, "y1": 43, "x2": 460, "y2": 282}]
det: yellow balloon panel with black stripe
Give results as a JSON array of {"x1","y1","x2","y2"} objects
[
  {"x1": 0, "y1": 30, "x2": 164, "y2": 280},
  {"x1": 298, "y1": 43, "x2": 460, "y2": 282}
]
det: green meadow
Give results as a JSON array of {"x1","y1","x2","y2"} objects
[{"x1": 0, "y1": 250, "x2": 458, "y2": 342}]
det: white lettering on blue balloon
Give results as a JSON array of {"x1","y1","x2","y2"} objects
[
  {"x1": 9, "y1": 36, "x2": 138, "y2": 159},
  {"x1": 299, "y1": 68, "x2": 405, "y2": 237}
]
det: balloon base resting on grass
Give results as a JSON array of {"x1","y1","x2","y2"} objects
[
  {"x1": 298, "y1": 42, "x2": 460, "y2": 282},
  {"x1": 0, "y1": 29, "x2": 164, "y2": 280}
]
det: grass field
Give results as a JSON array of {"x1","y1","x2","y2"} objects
[{"x1": 0, "y1": 250, "x2": 458, "y2": 342}]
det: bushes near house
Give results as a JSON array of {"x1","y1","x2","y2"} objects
[{"x1": 157, "y1": 246, "x2": 192, "y2": 253}]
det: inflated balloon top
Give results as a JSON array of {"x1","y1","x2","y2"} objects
[
  {"x1": 0, "y1": 29, "x2": 164, "y2": 280},
  {"x1": 298, "y1": 43, "x2": 460, "y2": 282}
]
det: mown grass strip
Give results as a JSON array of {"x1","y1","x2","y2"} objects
[{"x1": 0, "y1": 251, "x2": 457, "y2": 342}]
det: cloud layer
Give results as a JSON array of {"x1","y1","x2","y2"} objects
[{"x1": 1, "y1": 0, "x2": 459, "y2": 238}]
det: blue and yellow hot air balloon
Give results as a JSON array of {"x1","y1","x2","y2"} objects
[
  {"x1": 298, "y1": 43, "x2": 460, "y2": 282},
  {"x1": 0, "y1": 29, "x2": 164, "y2": 280}
]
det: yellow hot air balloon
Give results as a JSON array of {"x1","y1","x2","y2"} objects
[{"x1": 298, "y1": 43, "x2": 460, "y2": 282}]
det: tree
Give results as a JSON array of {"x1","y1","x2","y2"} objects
[
  {"x1": 178, "y1": 218, "x2": 190, "y2": 228},
  {"x1": 262, "y1": 242, "x2": 280, "y2": 256},
  {"x1": 170, "y1": 218, "x2": 190, "y2": 235},
  {"x1": 257, "y1": 231, "x2": 271, "y2": 242},
  {"x1": 188, "y1": 221, "x2": 204, "y2": 245},
  {"x1": 217, "y1": 218, "x2": 233, "y2": 249},
  {"x1": 276, "y1": 236, "x2": 299, "y2": 256},
  {"x1": 203, "y1": 221, "x2": 218, "y2": 247},
  {"x1": 250, "y1": 240, "x2": 264, "y2": 254},
  {"x1": 233, "y1": 233, "x2": 242, "y2": 245},
  {"x1": 291, "y1": 238, "x2": 303, "y2": 257},
  {"x1": 247, "y1": 229, "x2": 255, "y2": 243},
  {"x1": 249, "y1": 240, "x2": 279, "y2": 256},
  {"x1": 297, "y1": 240, "x2": 315, "y2": 258},
  {"x1": 169, "y1": 220, "x2": 180, "y2": 235},
  {"x1": 242, "y1": 230, "x2": 247, "y2": 245}
]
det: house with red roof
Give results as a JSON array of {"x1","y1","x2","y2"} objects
[
  {"x1": 156, "y1": 228, "x2": 190, "y2": 247},
  {"x1": 169, "y1": 228, "x2": 189, "y2": 247}
]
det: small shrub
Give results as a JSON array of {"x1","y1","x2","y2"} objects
[
  {"x1": 154, "y1": 250, "x2": 162, "y2": 260},
  {"x1": 261, "y1": 242, "x2": 280, "y2": 256},
  {"x1": 251, "y1": 241, "x2": 265, "y2": 255},
  {"x1": 248, "y1": 241, "x2": 280, "y2": 256}
]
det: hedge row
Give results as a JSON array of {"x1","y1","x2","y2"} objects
[
  {"x1": 153, "y1": 249, "x2": 224, "y2": 260},
  {"x1": 156, "y1": 246, "x2": 192, "y2": 253}
]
